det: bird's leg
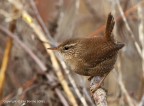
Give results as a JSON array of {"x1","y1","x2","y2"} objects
[
  {"x1": 90, "y1": 72, "x2": 110, "y2": 93},
  {"x1": 96, "y1": 73, "x2": 108, "y2": 88}
]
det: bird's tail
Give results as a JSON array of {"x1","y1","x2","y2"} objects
[{"x1": 105, "y1": 13, "x2": 115, "y2": 41}]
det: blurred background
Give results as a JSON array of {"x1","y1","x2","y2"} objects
[{"x1": 0, "y1": 0, "x2": 144, "y2": 106}]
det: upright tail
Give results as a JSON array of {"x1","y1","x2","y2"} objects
[{"x1": 105, "y1": 13, "x2": 115, "y2": 41}]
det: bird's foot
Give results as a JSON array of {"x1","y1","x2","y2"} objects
[{"x1": 90, "y1": 82, "x2": 101, "y2": 94}]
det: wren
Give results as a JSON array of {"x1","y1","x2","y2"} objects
[{"x1": 48, "y1": 13, "x2": 124, "y2": 84}]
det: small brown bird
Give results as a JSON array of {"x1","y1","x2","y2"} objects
[{"x1": 48, "y1": 13, "x2": 124, "y2": 87}]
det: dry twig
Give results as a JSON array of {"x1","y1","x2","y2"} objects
[
  {"x1": 0, "y1": 26, "x2": 47, "y2": 72},
  {"x1": 0, "y1": 38, "x2": 13, "y2": 99},
  {"x1": 90, "y1": 76, "x2": 107, "y2": 106},
  {"x1": 115, "y1": 59, "x2": 136, "y2": 106}
]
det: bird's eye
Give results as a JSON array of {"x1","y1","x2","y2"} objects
[{"x1": 63, "y1": 46, "x2": 70, "y2": 50}]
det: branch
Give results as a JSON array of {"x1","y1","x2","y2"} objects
[
  {"x1": 90, "y1": 76, "x2": 107, "y2": 106},
  {"x1": 0, "y1": 38, "x2": 13, "y2": 99}
]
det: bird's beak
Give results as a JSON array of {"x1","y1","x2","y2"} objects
[{"x1": 47, "y1": 47, "x2": 58, "y2": 50}]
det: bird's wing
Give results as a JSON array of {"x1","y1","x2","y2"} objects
[{"x1": 79, "y1": 41, "x2": 123, "y2": 69}]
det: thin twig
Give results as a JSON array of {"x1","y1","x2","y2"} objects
[
  {"x1": 139, "y1": 95, "x2": 144, "y2": 106},
  {"x1": 0, "y1": 76, "x2": 36, "y2": 105},
  {"x1": 116, "y1": 0, "x2": 142, "y2": 58},
  {"x1": 115, "y1": 59, "x2": 136, "y2": 106},
  {"x1": 55, "y1": 88, "x2": 69, "y2": 106},
  {"x1": 79, "y1": 77, "x2": 95, "y2": 106},
  {"x1": 83, "y1": 0, "x2": 101, "y2": 21},
  {"x1": 0, "y1": 38, "x2": 13, "y2": 99},
  {"x1": 91, "y1": 0, "x2": 144, "y2": 36},
  {"x1": 0, "y1": 26, "x2": 47, "y2": 72},
  {"x1": 55, "y1": 0, "x2": 80, "y2": 41},
  {"x1": 137, "y1": 3, "x2": 144, "y2": 101},
  {"x1": 60, "y1": 61, "x2": 88, "y2": 106},
  {"x1": 29, "y1": 0, "x2": 56, "y2": 44},
  {"x1": 46, "y1": 72, "x2": 70, "y2": 106},
  {"x1": 0, "y1": 93, "x2": 14, "y2": 105}
]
